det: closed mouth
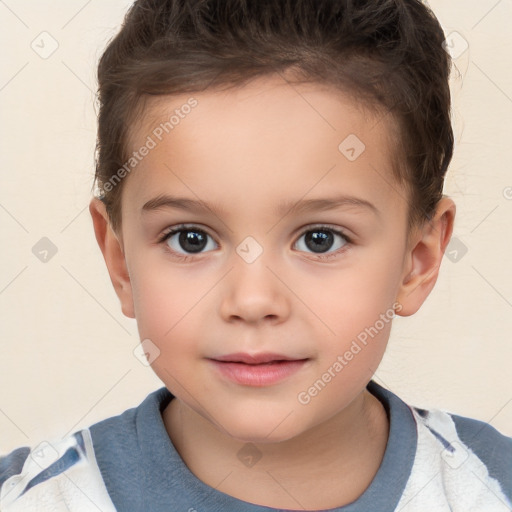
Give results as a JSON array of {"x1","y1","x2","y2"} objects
[{"x1": 210, "y1": 353, "x2": 308, "y2": 365}]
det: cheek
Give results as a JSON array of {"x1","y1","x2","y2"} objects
[
  {"x1": 297, "y1": 317, "x2": 391, "y2": 419},
  {"x1": 292, "y1": 255, "x2": 399, "y2": 389},
  {"x1": 130, "y1": 266, "x2": 208, "y2": 391},
  {"x1": 130, "y1": 260, "x2": 211, "y2": 338},
  {"x1": 292, "y1": 260, "x2": 399, "y2": 342},
  {"x1": 129, "y1": 272, "x2": 205, "y2": 385}
]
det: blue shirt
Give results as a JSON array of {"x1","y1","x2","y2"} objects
[{"x1": 1, "y1": 380, "x2": 511, "y2": 511}]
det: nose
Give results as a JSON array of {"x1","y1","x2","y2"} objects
[{"x1": 218, "y1": 252, "x2": 291, "y2": 325}]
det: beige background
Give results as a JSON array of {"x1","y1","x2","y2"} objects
[{"x1": 0, "y1": 0, "x2": 511, "y2": 454}]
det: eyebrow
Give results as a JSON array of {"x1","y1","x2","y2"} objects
[{"x1": 141, "y1": 193, "x2": 380, "y2": 218}]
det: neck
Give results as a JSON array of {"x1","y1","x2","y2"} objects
[{"x1": 163, "y1": 389, "x2": 389, "y2": 510}]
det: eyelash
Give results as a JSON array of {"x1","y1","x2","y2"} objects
[{"x1": 157, "y1": 224, "x2": 352, "y2": 262}]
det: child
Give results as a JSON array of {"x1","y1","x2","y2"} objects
[{"x1": 1, "y1": 0, "x2": 511, "y2": 510}]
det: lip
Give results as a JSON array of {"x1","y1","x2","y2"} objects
[
  {"x1": 212, "y1": 352, "x2": 301, "y2": 364},
  {"x1": 208, "y1": 353, "x2": 309, "y2": 386}
]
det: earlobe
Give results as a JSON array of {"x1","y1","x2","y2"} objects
[
  {"x1": 89, "y1": 198, "x2": 136, "y2": 319},
  {"x1": 396, "y1": 197, "x2": 456, "y2": 317}
]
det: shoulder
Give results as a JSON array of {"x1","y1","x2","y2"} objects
[
  {"x1": 367, "y1": 380, "x2": 512, "y2": 509},
  {"x1": 449, "y1": 410, "x2": 512, "y2": 474},
  {"x1": 0, "y1": 387, "x2": 173, "y2": 512},
  {"x1": 413, "y1": 406, "x2": 512, "y2": 472},
  {"x1": 0, "y1": 429, "x2": 116, "y2": 511},
  {"x1": 402, "y1": 405, "x2": 512, "y2": 510}
]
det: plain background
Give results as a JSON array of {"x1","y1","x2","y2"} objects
[{"x1": 0, "y1": 0, "x2": 511, "y2": 454}]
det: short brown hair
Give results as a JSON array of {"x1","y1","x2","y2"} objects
[{"x1": 93, "y1": 0, "x2": 453, "y2": 236}]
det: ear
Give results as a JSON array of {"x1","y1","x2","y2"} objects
[
  {"x1": 89, "y1": 198, "x2": 135, "y2": 319},
  {"x1": 395, "y1": 197, "x2": 456, "y2": 317}
]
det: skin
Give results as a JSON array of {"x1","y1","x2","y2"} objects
[{"x1": 89, "y1": 74, "x2": 455, "y2": 510}]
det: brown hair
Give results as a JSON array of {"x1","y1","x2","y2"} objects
[{"x1": 93, "y1": 0, "x2": 453, "y2": 237}]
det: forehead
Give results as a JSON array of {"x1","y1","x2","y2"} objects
[
  {"x1": 122, "y1": 75, "x2": 406, "y2": 226},
  {"x1": 131, "y1": 75, "x2": 390, "y2": 146}
]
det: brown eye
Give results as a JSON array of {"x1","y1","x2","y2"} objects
[
  {"x1": 175, "y1": 230, "x2": 208, "y2": 253},
  {"x1": 303, "y1": 230, "x2": 335, "y2": 253},
  {"x1": 159, "y1": 225, "x2": 218, "y2": 256},
  {"x1": 294, "y1": 226, "x2": 350, "y2": 257}
]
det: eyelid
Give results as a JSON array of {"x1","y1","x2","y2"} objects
[
  {"x1": 157, "y1": 223, "x2": 217, "y2": 243},
  {"x1": 295, "y1": 223, "x2": 352, "y2": 241}
]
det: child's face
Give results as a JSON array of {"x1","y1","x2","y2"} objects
[{"x1": 101, "y1": 75, "x2": 428, "y2": 442}]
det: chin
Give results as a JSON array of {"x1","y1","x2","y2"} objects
[{"x1": 212, "y1": 410, "x2": 305, "y2": 445}]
